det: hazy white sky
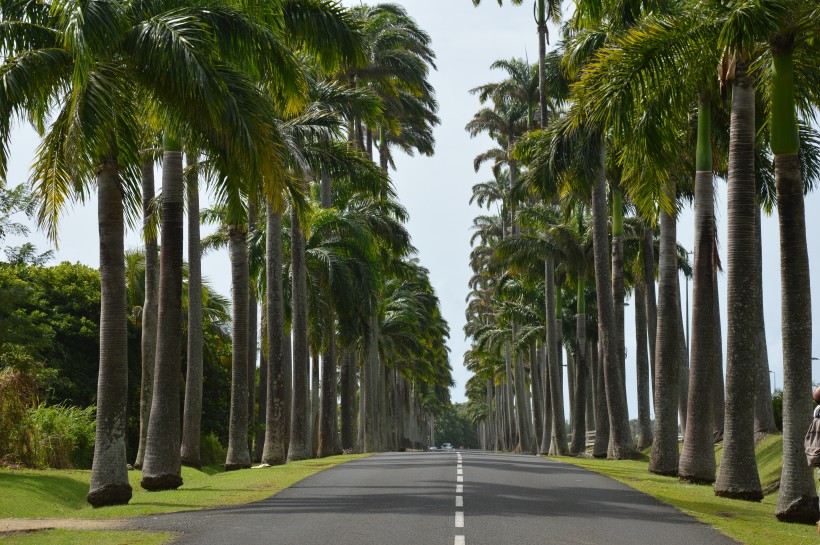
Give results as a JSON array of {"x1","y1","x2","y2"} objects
[{"x1": 5, "y1": 1, "x2": 820, "y2": 417}]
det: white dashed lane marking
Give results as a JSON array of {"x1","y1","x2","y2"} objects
[
  {"x1": 455, "y1": 511, "x2": 464, "y2": 528},
  {"x1": 456, "y1": 484, "x2": 463, "y2": 493},
  {"x1": 456, "y1": 496, "x2": 463, "y2": 507},
  {"x1": 455, "y1": 536, "x2": 465, "y2": 545}
]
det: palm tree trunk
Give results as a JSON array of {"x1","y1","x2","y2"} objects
[
  {"x1": 284, "y1": 328, "x2": 292, "y2": 453},
  {"x1": 753, "y1": 207, "x2": 777, "y2": 434},
  {"x1": 634, "y1": 282, "x2": 653, "y2": 451},
  {"x1": 225, "y1": 224, "x2": 251, "y2": 471},
  {"x1": 546, "y1": 259, "x2": 568, "y2": 454},
  {"x1": 642, "y1": 225, "x2": 658, "y2": 406},
  {"x1": 340, "y1": 348, "x2": 354, "y2": 451},
  {"x1": 712, "y1": 275, "x2": 725, "y2": 442},
  {"x1": 592, "y1": 336, "x2": 608, "y2": 458},
  {"x1": 530, "y1": 343, "x2": 544, "y2": 452},
  {"x1": 181, "y1": 153, "x2": 203, "y2": 468},
  {"x1": 310, "y1": 351, "x2": 320, "y2": 456},
  {"x1": 288, "y1": 198, "x2": 311, "y2": 461},
  {"x1": 714, "y1": 59, "x2": 763, "y2": 501},
  {"x1": 262, "y1": 204, "x2": 287, "y2": 466},
  {"x1": 247, "y1": 204, "x2": 258, "y2": 456},
  {"x1": 503, "y1": 342, "x2": 516, "y2": 448},
  {"x1": 570, "y1": 276, "x2": 588, "y2": 455},
  {"x1": 770, "y1": 45, "x2": 818, "y2": 523},
  {"x1": 649, "y1": 181, "x2": 680, "y2": 476},
  {"x1": 141, "y1": 138, "x2": 184, "y2": 490},
  {"x1": 254, "y1": 304, "x2": 268, "y2": 462},
  {"x1": 586, "y1": 340, "x2": 595, "y2": 433},
  {"x1": 676, "y1": 275, "x2": 689, "y2": 437},
  {"x1": 135, "y1": 155, "x2": 157, "y2": 470},
  {"x1": 679, "y1": 100, "x2": 716, "y2": 483},
  {"x1": 591, "y1": 142, "x2": 633, "y2": 459},
  {"x1": 318, "y1": 330, "x2": 338, "y2": 457},
  {"x1": 611, "y1": 183, "x2": 626, "y2": 401},
  {"x1": 87, "y1": 160, "x2": 132, "y2": 507}
]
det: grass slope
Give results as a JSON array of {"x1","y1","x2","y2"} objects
[
  {"x1": 0, "y1": 530, "x2": 171, "y2": 545},
  {"x1": 0, "y1": 454, "x2": 368, "y2": 519},
  {"x1": 554, "y1": 435, "x2": 815, "y2": 545}
]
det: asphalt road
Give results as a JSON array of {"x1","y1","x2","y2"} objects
[{"x1": 135, "y1": 451, "x2": 738, "y2": 545}]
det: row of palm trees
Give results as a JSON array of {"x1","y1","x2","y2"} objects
[
  {"x1": 0, "y1": 0, "x2": 452, "y2": 507},
  {"x1": 466, "y1": 0, "x2": 820, "y2": 524}
]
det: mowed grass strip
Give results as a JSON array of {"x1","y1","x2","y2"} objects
[
  {"x1": 0, "y1": 529, "x2": 172, "y2": 545},
  {"x1": 0, "y1": 454, "x2": 369, "y2": 519},
  {"x1": 552, "y1": 435, "x2": 816, "y2": 545}
]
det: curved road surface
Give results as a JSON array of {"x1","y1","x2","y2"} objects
[{"x1": 135, "y1": 451, "x2": 738, "y2": 545}]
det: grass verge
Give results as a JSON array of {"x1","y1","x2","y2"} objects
[
  {"x1": 552, "y1": 435, "x2": 815, "y2": 545},
  {"x1": 0, "y1": 454, "x2": 368, "y2": 519},
  {"x1": 0, "y1": 529, "x2": 172, "y2": 545}
]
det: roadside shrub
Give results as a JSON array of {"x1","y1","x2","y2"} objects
[
  {"x1": 0, "y1": 367, "x2": 38, "y2": 467},
  {"x1": 28, "y1": 404, "x2": 96, "y2": 469},
  {"x1": 200, "y1": 432, "x2": 227, "y2": 466}
]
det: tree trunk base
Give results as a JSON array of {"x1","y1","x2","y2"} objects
[
  {"x1": 140, "y1": 473, "x2": 183, "y2": 491},
  {"x1": 649, "y1": 467, "x2": 678, "y2": 477},
  {"x1": 679, "y1": 474, "x2": 715, "y2": 486},
  {"x1": 132, "y1": 463, "x2": 142, "y2": 470},
  {"x1": 714, "y1": 488, "x2": 764, "y2": 502},
  {"x1": 87, "y1": 483, "x2": 132, "y2": 507},
  {"x1": 775, "y1": 496, "x2": 820, "y2": 525},
  {"x1": 180, "y1": 458, "x2": 201, "y2": 469},
  {"x1": 224, "y1": 463, "x2": 251, "y2": 472}
]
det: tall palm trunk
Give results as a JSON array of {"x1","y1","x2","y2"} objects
[
  {"x1": 288, "y1": 198, "x2": 311, "y2": 461},
  {"x1": 284, "y1": 328, "x2": 292, "y2": 453},
  {"x1": 262, "y1": 205, "x2": 287, "y2": 466},
  {"x1": 529, "y1": 343, "x2": 544, "y2": 452},
  {"x1": 611, "y1": 183, "x2": 626, "y2": 400},
  {"x1": 254, "y1": 304, "x2": 268, "y2": 461},
  {"x1": 592, "y1": 336, "x2": 608, "y2": 458},
  {"x1": 141, "y1": 138, "x2": 184, "y2": 490},
  {"x1": 87, "y1": 160, "x2": 132, "y2": 507},
  {"x1": 714, "y1": 59, "x2": 763, "y2": 501},
  {"x1": 135, "y1": 155, "x2": 157, "y2": 470},
  {"x1": 247, "y1": 204, "x2": 258, "y2": 456},
  {"x1": 503, "y1": 342, "x2": 516, "y2": 448},
  {"x1": 181, "y1": 153, "x2": 203, "y2": 468},
  {"x1": 642, "y1": 225, "x2": 658, "y2": 406},
  {"x1": 770, "y1": 45, "x2": 818, "y2": 523},
  {"x1": 319, "y1": 171, "x2": 338, "y2": 457},
  {"x1": 340, "y1": 349, "x2": 354, "y2": 451},
  {"x1": 753, "y1": 207, "x2": 777, "y2": 434},
  {"x1": 634, "y1": 282, "x2": 652, "y2": 450},
  {"x1": 225, "y1": 224, "x2": 251, "y2": 470},
  {"x1": 310, "y1": 351, "x2": 320, "y2": 455},
  {"x1": 570, "y1": 276, "x2": 588, "y2": 455},
  {"x1": 679, "y1": 99, "x2": 716, "y2": 483},
  {"x1": 676, "y1": 276, "x2": 689, "y2": 437},
  {"x1": 712, "y1": 275, "x2": 725, "y2": 441},
  {"x1": 649, "y1": 181, "x2": 680, "y2": 476},
  {"x1": 512, "y1": 322, "x2": 532, "y2": 453},
  {"x1": 586, "y1": 339, "x2": 595, "y2": 433},
  {"x1": 545, "y1": 259, "x2": 567, "y2": 454},
  {"x1": 591, "y1": 142, "x2": 633, "y2": 459}
]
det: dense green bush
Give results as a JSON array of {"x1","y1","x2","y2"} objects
[
  {"x1": 200, "y1": 432, "x2": 227, "y2": 466},
  {"x1": 28, "y1": 404, "x2": 96, "y2": 469}
]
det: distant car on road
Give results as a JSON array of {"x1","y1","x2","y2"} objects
[
  {"x1": 428, "y1": 445, "x2": 438, "y2": 451},
  {"x1": 441, "y1": 443, "x2": 453, "y2": 451}
]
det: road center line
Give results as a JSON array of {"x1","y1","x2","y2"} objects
[
  {"x1": 454, "y1": 536, "x2": 465, "y2": 545},
  {"x1": 456, "y1": 484, "x2": 463, "y2": 493},
  {"x1": 457, "y1": 475, "x2": 463, "y2": 482},
  {"x1": 457, "y1": 468, "x2": 463, "y2": 475},
  {"x1": 456, "y1": 496, "x2": 463, "y2": 507},
  {"x1": 455, "y1": 511, "x2": 464, "y2": 528}
]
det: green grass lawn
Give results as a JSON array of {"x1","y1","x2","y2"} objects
[
  {"x1": 0, "y1": 454, "x2": 368, "y2": 519},
  {"x1": 0, "y1": 530, "x2": 172, "y2": 545},
  {"x1": 552, "y1": 435, "x2": 816, "y2": 545}
]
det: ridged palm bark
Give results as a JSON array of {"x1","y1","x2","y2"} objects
[
  {"x1": 591, "y1": 144, "x2": 633, "y2": 459},
  {"x1": 771, "y1": 42, "x2": 818, "y2": 523},
  {"x1": 141, "y1": 140, "x2": 184, "y2": 490},
  {"x1": 225, "y1": 224, "x2": 252, "y2": 470},
  {"x1": 570, "y1": 276, "x2": 588, "y2": 455},
  {"x1": 87, "y1": 161, "x2": 133, "y2": 507},
  {"x1": 512, "y1": 323, "x2": 532, "y2": 453},
  {"x1": 642, "y1": 225, "x2": 658, "y2": 404},
  {"x1": 284, "y1": 328, "x2": 292, "y2": 453},
  {"x1": 611, "y1": 184, "x2": 626, "y2": 401},
  {"x1": 676, "y1": 277, "x2": 689, "y2": 437},
  {"x1": 261, "y1": 204, "x2": 287, "y2": 466},
  {"x1": 254, "y1": 306, "x2": 268, "y2": 462},
  {"x1": 586, "y1": 339, "x2": 595, "y2": 433},
  {"x1": 649, "y1": 182, "x2": 680, "y2": 476},
  {"x1": 181, "y1": 153, "x2": 203, "y2": 468},
  {"x1": 135, "y1": 155, "x2": 158, "y2": 470},
  {"x1": 545, "y1": 259, "x2": 567, "y2": 454},
  {"x1": 288, "y1": 199, "x2": 311, "y2": 461},
  {"x1": 679, "y1": 100, "x2": 716, "y2": 484},
  {"x1": 714, "y1": 59, "x2": 762, "y2": 501},
  {"x1": 247, "y1": 204, "x2": 258, "y2": 456},
  {"x1": 752, "y1": 208, "x2": 777, "y2": 434},
  {"x1": 318, "y1": 172, "x2": 338, "y2": 457},
  {"x1": 340, "y1": 349, "x2": 355, "y2": 451},
  {"x1": 592, "y1": 335, "x2": 608, "y2": 458},
  {"x1": 503, "y1": 342, "x2": 517, "y2": 448},
  {"x1": 310, "y1": 351, "x2": 320, "y2": 455},
  {"x1": 634, "y1": 282, "x2": 652, "y2": 451},
  {"x1": 712, "y1": 275, "x2": 725, "y2": 441},
  {"x1": 529, "y1": 343, "x2": 544, "y2": 453}
]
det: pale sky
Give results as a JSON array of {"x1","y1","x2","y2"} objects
[{"x1": 4, "y1": 1, "x2": 820, "y2": 418}]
